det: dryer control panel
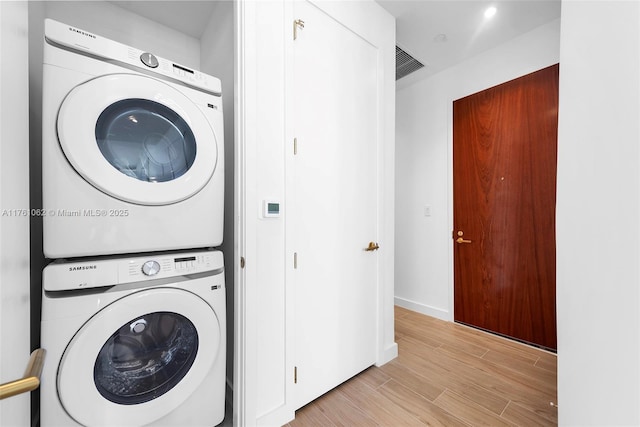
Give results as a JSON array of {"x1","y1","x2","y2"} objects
[
  {"x1": 44, "y1": 19, "x2": 222, "y2": 96},
  {"x1": 44, "y1": 250, "x2": 224, "y2": 292}
]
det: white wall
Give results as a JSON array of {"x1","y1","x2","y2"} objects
[
  {"x1": 556, "y1": 1, "x2": 640, "y2": 425},
  {"x1": 395, "y1": 19, "x2": 560, "y2": 320},
  {"x1": 0, "y1": 2, "x2": 31, "y2": 425}
]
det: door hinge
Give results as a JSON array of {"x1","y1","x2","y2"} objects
[
  {"x1": 240, "y1": 257, "x2": 246, "y2": 269},
  {"x1": 293, "y1": 19, "x2": 305, "y2": 40},
  {"x1": 294, "y1": 137, "x2": 298, "y2": 155},
  {"x1": 294, "y1": 252, "x2": 298, "y2": 269},
  {"x1": 294, "y1": 366, "x2": 298, "y2": 384}
]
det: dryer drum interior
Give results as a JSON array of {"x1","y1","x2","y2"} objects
[
  {"x1": 93, "y1": 311, "x2": 199, "y2": 405},
  {"x1": 95, "y1": 99, "x2": 197, "y2": 183}
]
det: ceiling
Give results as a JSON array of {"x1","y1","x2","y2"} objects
[
  {"x1": 377, "y1": 0, "x2": 561, "y2": 87},
  {"x1": 111, "y1": 0, "x2": 561, "y2": 87}
]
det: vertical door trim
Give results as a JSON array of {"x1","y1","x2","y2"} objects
[{"x1": 233, "y1": 0, "x2": 255, "y2": 425}]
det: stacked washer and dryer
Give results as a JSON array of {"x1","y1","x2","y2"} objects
[{"x1": 40, "y1": 19, "x2": 226, "y2": 426}]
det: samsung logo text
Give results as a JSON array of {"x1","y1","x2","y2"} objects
[
  {"x1": 69, "y1": 27, "x2": 96, "y2": 39},
  {"x1": 69, "y1": 265, "x2": 97, "y2": 272}
]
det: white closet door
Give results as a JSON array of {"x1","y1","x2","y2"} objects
[{"x1": 292, "y1": 0, "x2": 380, "y2": 409}]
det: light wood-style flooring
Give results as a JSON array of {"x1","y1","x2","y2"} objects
[{"x1": 287, "y1": 306, "x2": 557, "y2": 426}]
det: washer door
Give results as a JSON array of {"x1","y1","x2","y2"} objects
[
  {"x1": 57, "y1": 288, "x2": 220, "y2": 426},
  {"x1": 57, "y1": 74, "x2": 218, "y2": 205}
]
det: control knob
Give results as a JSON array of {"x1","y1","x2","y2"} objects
[
  {"x1": 140, "y1": 52, "x2": 159, "y2": 68},
  {"x1": 141, "y1": 260, "x2": 161, "y2": 276}
]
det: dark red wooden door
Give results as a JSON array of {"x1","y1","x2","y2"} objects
[{"x1": 453, "y1": 64, "x2": 559, "y2": 350}]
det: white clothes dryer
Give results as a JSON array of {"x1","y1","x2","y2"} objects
[
  {"x1": 42, "y1": 19, "x2": 224, "y2": 258},
  {"x1": 40, "y1": 250, "x2": 226, "y2": 427}
]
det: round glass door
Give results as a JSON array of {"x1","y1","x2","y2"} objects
[
  {"x1": 95, "y1": 99, "x2": 197, "y2": 183},
  {"x1": 57, "y1": 74, "x2": 219, "y2": 205},
  {"x1": 93, "y1": 311, "x2": 198, "y2": 405}
]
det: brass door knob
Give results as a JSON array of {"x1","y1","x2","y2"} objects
[
  {"x1": 365, "y1": 242, "x2": 380, "y2": 251},
  {"x1": 456, "y1": 237, "x2": 472, "y2": 244}
]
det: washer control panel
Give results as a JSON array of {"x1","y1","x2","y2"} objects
[
  {"x1": 125, "y1": 253, "x2": 218, "y2": 280},
  {"x1": 43, "y1": 250, "x2": 223, "y2": 291}
]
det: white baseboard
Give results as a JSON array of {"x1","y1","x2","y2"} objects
[
  {"x1": 394, "y1": 296, "x2": 451, "y2": 322},
  {"x1": 376, "y1": 342, "x2": 398, "y2": 366}
]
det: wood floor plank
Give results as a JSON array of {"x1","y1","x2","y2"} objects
[
  {"x1": 337, "y1": 374, "x2": 425, "y2": 426},
  {"x1": 534, "y1": 353, "x2": 558, "y2": 374},
  {"x1": 481, "y1": 347, "x2": 539, "y2": 371},
  {"x1": 501, "y1": 400, "x2": 558, "y2": 426},
  {"x1": 377, "y1": 358, "x2": 446, "y2": 401},
  {"x1": 451, "y1": 322, "x2": 549, "y2": 361},
  {"x1": 437, "y1": 344, "x2": 557, "y2": 399},
  {"x1": 397, "y1": 315, "x2": 489, "y2": 357},
  {"x1": 291, "y1": 306, "x2": 558, "y2": 426},
  {"x1": 408, "y1": 313, "x2": 550, "y2": 364},
  {"x1": 398, "y1": 335, "x2": 555, "y2": 420},
  {"x1": 289, "y1": 401, "x2": 336, "y2": 427},
  {"x1": 313, "y1": 389, "x2": 378, "y2": 427},
  {"x1": 395, "y1": 339, "x2": 511, "y2": 415},
  {"x1": 482, "y1": 348, "x2": 557, "y2": 384},
  {"x1": 434, "y1": 345, "x2": 557, "y2": 422},
  {"x1": 355, "y1": 366, "x2": 391, "y2": 390},
  {"x1": 433, "y1": 389, "x2": 517, "y2": 427},
  {"x1": 378, "y1": 379, "x2": 470, "y2": 427},
  {"x1": 394, "y1": 305, "x2": 413, "y2": 319},
  {"x1": 394, "y1": 316, "x2": 444, "y2": 349}
]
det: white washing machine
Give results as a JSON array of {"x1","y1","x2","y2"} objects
[
  {"x1": 40, "y1": 249, "x2": 226, "y2": 426},
  {"x1": 42, "y1": 19, "x2": 224, "y2": 258}
]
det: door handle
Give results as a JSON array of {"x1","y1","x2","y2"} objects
[
  {"x1": 0, "y1": 349, "x2": 46, "y2": 400},
  {"x1": 456, "y1": 237, "x2": 472, "y2": 244},
  {"x1": 365, "y1": 242, "x2": 380, "y2": 251},
  {"x1": 293, "y1": 19, "x2": 305, "y2": 40}
]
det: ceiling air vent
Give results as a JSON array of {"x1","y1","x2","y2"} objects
[{"x1": 396, "y1": 46, "x2": 424, "y2": 80}]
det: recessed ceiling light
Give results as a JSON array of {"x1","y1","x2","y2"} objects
[{"x1": 484, "y1": 6, "x2": 497, "y2": 19}]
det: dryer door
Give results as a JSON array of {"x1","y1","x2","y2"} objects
[
  {"x1": 57, "y1": 288, "x2": 221, "y2": 426},
  {"x1": 57, "y1": 73, "x2": 219, "y2": 205}
]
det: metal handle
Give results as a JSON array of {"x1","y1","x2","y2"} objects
[
  {"x1": 365, "y1": 242, "x2": 380, "y2": 251},
  {"x1": 293, "y1": 19, "x2": 305, "y2": 40},
  {"x1": 456, "y1": 237, "x2": 472, "y2": 244},
  {"x1": 0, "y1": 349, "x2": 46, "y2": 400}
]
